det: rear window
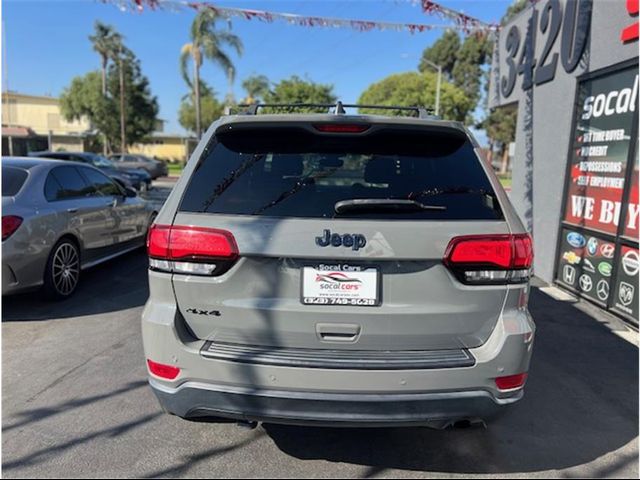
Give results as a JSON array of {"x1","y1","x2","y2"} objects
[
  {"x1": 2, "y1": 167, "x2": 28, "y2": 196},
  {"x1": 179, "y1": 127, "x2": 503, "y2": 220}
]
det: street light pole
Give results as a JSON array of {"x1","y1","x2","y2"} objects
[{"x1": 422, "y1": 59, "x2": 442, "y2": 117}]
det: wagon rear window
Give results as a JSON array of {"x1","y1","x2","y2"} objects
[
  {"x1": 2, "y1": 167, "x2": 28, "y2": 196},
  {"x1": 179, "y1": 127, "x2": 503, "y2": 221}
]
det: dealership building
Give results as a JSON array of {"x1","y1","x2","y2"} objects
[{"x1": 489, "y1": 0, "x2": 638, "y2": 325}]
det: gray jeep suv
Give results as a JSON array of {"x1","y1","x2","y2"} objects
[{"x1": 142, "y1": 104, "x2": 535, "y2": 428}]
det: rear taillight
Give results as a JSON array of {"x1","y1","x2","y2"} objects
[
  {"x1": 313, "y1": 124, "x2": 370, "y2": 133},
  {"x1": 147, "y1": 359, "x2": 180, "y2": 380},
  {"x1": 495, "y1": 373, "x2": 528, "y2": 391},
  {"x1": 147, "y1": 224, "x2": 238, "y2": 276},
  {"x1": 2, "y1": 216, "x2": 23, "y2": 241},
  {"x1": 443, "y1": 234, "x2": 533, "y2": 285}
]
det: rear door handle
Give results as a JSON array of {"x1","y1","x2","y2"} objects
[{"x1": 66, "y1": 208, "x2": 78, "y2": 213}]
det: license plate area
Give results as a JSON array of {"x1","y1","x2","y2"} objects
[{"x1": 301, "y1": 264, "x2": 380, "y2": 307}]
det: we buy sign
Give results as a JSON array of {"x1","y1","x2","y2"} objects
[{"x1": 563, "y1": 66, "x2": 639, "y2": 236}]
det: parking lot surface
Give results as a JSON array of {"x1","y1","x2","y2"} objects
[{"x1": 2, "y1": 183, "x2": 638, "y2": 478}]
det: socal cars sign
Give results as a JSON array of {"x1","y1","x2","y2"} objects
[{"x1": 563, "y1": 66, "x2": 639, "y2": 236}]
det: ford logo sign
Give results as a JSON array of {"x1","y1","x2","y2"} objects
[{"x1": 567, "y1": 232, "x2": 586, "y2": 248}]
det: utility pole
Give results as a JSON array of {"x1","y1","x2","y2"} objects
[
  {"x1": 194, "y1": 56, "x2": 201, "y2": 140},
  {"x1": 225, "y1": 66, "x2": 234, "y2": 107},
  {"x1": 3, "y1": 19, "x2": 11, "y2": 125},
  {"x1": 422, "y1": 59, "x2": 442, "y2": 117},
  {"x1": 119, "y1": 45, "x2": 127, "y2": 153}
]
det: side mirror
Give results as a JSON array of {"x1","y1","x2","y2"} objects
[{"x1": 125, "y1": 187, "x2": 137, "y2": 198}]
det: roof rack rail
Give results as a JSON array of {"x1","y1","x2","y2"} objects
[{"x1": 234, "y1": 102, "x2": 438, "y2": 119}]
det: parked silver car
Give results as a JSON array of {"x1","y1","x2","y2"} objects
[
  {"x1": 143, "y1": 104, "x2": 535, "y2": 428},
  {"x1": 109, "y1": 153, "x2": 168, "y2": 180},
  {"x1": 2, "y1": 157, "x2": 156, "y2": 299}
]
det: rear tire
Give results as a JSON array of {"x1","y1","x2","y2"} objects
[{"x1": 43, "y1": 239, "x2": 81, "y2": 300}]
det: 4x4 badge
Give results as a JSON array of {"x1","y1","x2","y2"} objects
[{"x1": 186, "y1": 308, "x2": 221, "y2": 316}]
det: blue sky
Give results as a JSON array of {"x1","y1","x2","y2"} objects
[{"x1": 4, "y1": 0, "x2": 512, "y2": 138}]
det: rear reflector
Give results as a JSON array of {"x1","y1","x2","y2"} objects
[
  {"x1": 313, "y1": 124, "x2": 370, "y2": 133},
  {"x1": 443, "y1": 234, "x2": 533, "y2": 285},
  {"x1": 147, "y1": 359, "x2": 180, "y2": 380},
  {"x1": 2, "y1": 215, "x2": 23, "y2": 241},
  {"x1": 147, "y1": 224, "x2": 238, "y2": 275},
  {"x1": 495, "y1": 373, "x2": 528, "y2": 391}
]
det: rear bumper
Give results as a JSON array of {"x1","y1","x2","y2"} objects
[
  {"x1": 150, "y1": 378, "x2": 521, "y2": 428},
  {"x1": 142, "y1": 272, "x2": 536, "y2": 428},
  {"x1": 2, "y1": 237, "x2": 47, "y2": 296}
]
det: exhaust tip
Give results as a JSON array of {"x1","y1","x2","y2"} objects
[{"x1": 236, "y1": 420, "x2": 259, "y2": 430}]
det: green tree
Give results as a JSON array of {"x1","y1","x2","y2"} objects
[
  {"x1": 89, "y1": 22, "x2": 124, "y2": 153},
  {"x1": 357, "y1": 71, "x2": 474, "y2": 122},
  {"x1": 452, "y1": 34, "x2": 493, "y2": 110},
  {"x1": 483, "y1": 104, "x2": 518, "y2": 173},
  {"x1": 60, "y1": 71, "x2": 115, "y2": 142},
  {"x1": 60, "y1": 56, "x2": 159, "y2": 151},
  {"x1": 179, "y1": 91, "x2": 224, "y2": 134},
  {"x1": 502, "y1": 0, "x2": 528, "y2": 26},
  {"x1": 263, "y1": 76, "x2": 337, "y2": 112},
  {"x1": 418, "y1": 30, "x2": 460, "y2": 81},
  {"x1": 241, "y1": 74, "x2": 270, "y2": 104},
  {"x1": 89, "y1": 22, "x2": 121, "y2": 96},
  {"x1": 181, "y1": 9, "x2": 243, "y2": 139}
]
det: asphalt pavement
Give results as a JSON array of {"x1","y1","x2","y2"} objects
[{"x1": 2, "y1": 181, "x2": 638, "y2": 478}]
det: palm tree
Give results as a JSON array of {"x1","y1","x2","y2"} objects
[
  {"x1": 181, "y1": 9, "x2": 243, "y2": 139},
  {"x1": 241, "y1": 74, "x2": 270, "y2": 104},
  {"x1": 89, "y1": 22, "x2": 122, "y2": 153},
  {"x1": 89, "y1": 22, "x2": 121, "y2": 96}
]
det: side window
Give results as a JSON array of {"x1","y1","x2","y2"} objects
[
  {"x1": 80, "y1": 167, "x2": 122, "y2": 196},
  {"x1": 48, "y1": 166, "x2": 95, "y2": 200},
  {"x1": 44, "y1": 174, "x2": 62, "y2": 201}
]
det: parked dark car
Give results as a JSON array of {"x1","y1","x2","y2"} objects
[
  {"x1": 29, "y1": 151, "x2": 151, "y2": 191},
  {"x1": 109, "y1": 153, "x2": 168, "y2": 179},
  {"x1": 2, "y1": 157, "x2": 156, "y2": 299}
]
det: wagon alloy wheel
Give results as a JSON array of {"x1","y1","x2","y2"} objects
[{"x1": 51, "y1": 243, "x2": 80, "y2": 296}]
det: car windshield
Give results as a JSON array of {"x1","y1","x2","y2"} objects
[{"x1": 179, "y1": 127, "x2": 503, "y2": 221}]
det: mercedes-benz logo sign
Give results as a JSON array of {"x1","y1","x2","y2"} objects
[
  {"x1": 579, "y1": 274, "x2": 593, "y2": 292},
  {"x1": 597, "y1": 280, "x2": 610, "y2": 301}
]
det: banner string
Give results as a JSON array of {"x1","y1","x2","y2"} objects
[{"x1": 105, "y1": 0, "x2": 498, "y2": 35}]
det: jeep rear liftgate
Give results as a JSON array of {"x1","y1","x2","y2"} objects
[{"x1": 151, "y1": 123, "x2": 520, "y2": 351}]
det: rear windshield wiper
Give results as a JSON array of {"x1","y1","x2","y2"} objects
[{"x1": 334, "y1": 198, "x2": 446, "y2": 215}]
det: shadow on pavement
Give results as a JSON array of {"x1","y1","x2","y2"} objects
[
  {"x1": 2, "y1": 380, "x2": 148, "y2": 434},
  {"x1": 2, "y1": 411, "x2": 162, "y2": 472},
  {"x1": 2, "y1": 249, "x2": 149, "y2": 322},
  {"x1": 264, "y1": 287, "x2": 639, "y2": 475}
]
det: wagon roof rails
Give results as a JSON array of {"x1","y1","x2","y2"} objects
[{"x1": 234, "y1": 102, "x2": 439, "y2": 120}]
